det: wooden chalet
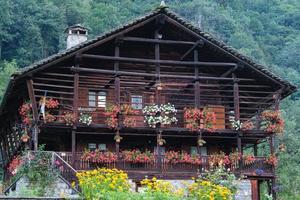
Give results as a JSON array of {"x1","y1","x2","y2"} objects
[{"x1": 0, "y1": 6, "x2": 296, "y2": 199}]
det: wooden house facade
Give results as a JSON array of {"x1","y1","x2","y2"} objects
[{"x1": 0, "y1": 7, "x2": 296, "y2": 199}]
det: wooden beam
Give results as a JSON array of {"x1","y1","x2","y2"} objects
[
  {"x1": 81, "y1": 54, "x2": 237, "y2": 67},
  {"x1": 122, "y1": 36, "x2": 200, "y2": 46},
  {"x1": 73, "y1": 67, "x2": 254, "y2": 81},
  {"x1": 26, "y1": 79, "x2": 39, "y2": 150},
  {"x1": 232, "y1": 74, "x2": 240, "y2": 120},
  {"x1": 221, "y1": 65, "x2": 239, "y2": 77},
  {"x1": 181, "y1": 40, "x2": 204, "y2": 61}
]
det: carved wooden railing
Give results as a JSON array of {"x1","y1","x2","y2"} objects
[{"x1": 57, "y1": 152, "x2": 274, "y2": 177}]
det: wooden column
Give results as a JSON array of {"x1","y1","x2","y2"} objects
[
  {"x1": 114, "y1": 43, "x2": 121, "y2": 159},
  {"x1": 233, "y1": 73, "x2": 242, "y2": 167},
  {"x1": 72, "y1": 55, "x2": 80, "y2": 164},
  {"x1": 154, "y1": 29, "x2": 162, "y2": 170},
  {"x1": 194, "y1": 50, "x2": 200, "y2": 108},
  {"x1": 26, "y1": 79, "x2": 39, "y2": 150},
  {"x1": 254, "y1": 143, "x2": 258, "y2": 156}
]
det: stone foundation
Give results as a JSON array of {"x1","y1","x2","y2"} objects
[{"x1": 4, "y1": 176, "x2": 80, "y2": 199}]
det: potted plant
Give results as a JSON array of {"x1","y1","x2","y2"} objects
[
  {"x1": 157, "y1": 138, "x2": 166, "y2": 146},
  {"x1": 104, "y1": 104, "x2": 120, "y2": 129},
  {"x1": 62, "y1": 112, "x2": 76, "y2": 126},
  {"x1": 261, "y1": 110, "x2": 284, "y2": 134},
  {"x1": 45, "y1": 98, "x2": 59, "y2": 109},
  {"x1": 79, "y1": 113, "x2": 92, "y2": 126},
  {"x1": 19, "y1": 102, "x2": 33, "y2": 125},
  {"x1": 243, "y1": 154, "x2": 256, "y2": 165},
  {"x1": 197, "y1": 138, "x2": 206, "y2": 146},
  {"x1": 184, "y1": 107, "x2": 216, "y2": 132},
  {"x1": 21, "y1": 133, "x2": 30, "y2": 143},
  {"x1": 266, "y1": 154, "x2": 278, "y2": 166},
  {"x1": 143, "y1": 103, "x2": 177, "y2": 128},
  {"x1": 45, "y1": 112, "x2": 56, "y2": 123}
]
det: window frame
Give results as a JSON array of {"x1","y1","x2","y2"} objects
[
  {"x1": 88, "y1": 90, "x2": 107, "y2": 108},
  {"x1": 131, "y1": 94, "x2": 143, "y2": 110}
]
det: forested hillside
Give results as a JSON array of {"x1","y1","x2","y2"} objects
[{"x1": 0, "y1": 0, "x2": 299, "y2": 199}]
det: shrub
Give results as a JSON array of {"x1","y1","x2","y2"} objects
[
  {"x1": 188, "y1": 180, "x2": 233, "y2": 200},
  {"x1": 76, "y1": 168, "x2": 130, "y2": 200}
]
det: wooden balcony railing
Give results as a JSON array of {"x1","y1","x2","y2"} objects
[{"x1": 57, "y1": 152, "x2": 274, "y2": 178}]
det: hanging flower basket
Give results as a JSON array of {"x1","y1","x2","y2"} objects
[
  {"x1": 21, "y1": 134, "x2": 30, "y2": 143},
  {"x1": 143, "y1": 103, "x2": 177, "y2": 128},
  {"x1": 114, "y1": 135, "x2": 123, "y2": 143}
]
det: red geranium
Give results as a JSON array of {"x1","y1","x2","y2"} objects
[
  {"x1": 81, "y1": 150, "x2": 117, "y2": 164},
  {"x1": 8, "y1": 156, "x2": 22, "y2": 175}
]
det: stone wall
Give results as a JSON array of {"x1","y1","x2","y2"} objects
[{"x1": 4, "y1": 176, "x2": 79, "y2": 199}]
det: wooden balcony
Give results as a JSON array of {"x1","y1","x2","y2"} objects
[{"x1": 57, "y1": 152, "x2": 274, "y2": 180}]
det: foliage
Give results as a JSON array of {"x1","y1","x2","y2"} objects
[
  {"x1": 17, "y1": 146, "x2": 59, "y2": 196},
  {"x1": 0, "y1": 61, "x2": 18, "y2": 103},
  {"x1": 196, "y1": 166, "x2": 238, "y2": 196},
  {"x1": 76, "y1": 168, "x2": 130, "y2": 200},
  {"x1": 188, "y1": 180, "x2": 233, "y2": 200},
  {"x1": 140, "y1": 177, "x2": 184, "y2": 198}
]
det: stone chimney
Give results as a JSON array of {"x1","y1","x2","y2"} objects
[{"x1": 65, "y1": 24, "x2": 88, "y2": 49}]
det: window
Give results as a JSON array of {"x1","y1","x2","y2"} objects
[
  {"x1": 88, "y1": 91, "x2": 96, "y2": 107},
  {"x1": 98, "y1": 144, "x2": 107, "y2": 151},
  {"x1": 88, "y1": 143, "x2": 97, "y2": 151},
  {"x1": 88, "y1": 91, "x2": 106, "y2": 108},
  {"x1": 97, "y1": 92, "x2": 106, "y2": 108},
  {"x1": 131, "y1": 95, "x2": 143, "y2": 109},
  {"x1": 190, "y1": 146, "x2": 207, "y2": 155}
]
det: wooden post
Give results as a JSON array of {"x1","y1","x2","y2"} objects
[
  {"x1": 114, "y1": 43, "x2": 121, "y2": 162},
  {"x1": 255, "y1": 109, "x2": 261, "y2": 130},
  {"x1": 233, "y1": 73, "x2": 242, "y2": 167},
  {"x1": 194, "y1": 50, "x2": 200, "y2": 108},
  {"x1": 154, "y1": 29, "x2": 162, "y2": 170},
  {"x1": 254, "y1": 143, "x2": 258, "y2": 156},
  {"x1": 72, "y1": 55, "x2": 80, "y2": 164},
  {"x1": 26, "y1": 79, "x2": 39, "y2": 150}
]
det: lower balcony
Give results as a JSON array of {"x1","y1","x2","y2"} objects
[{"x1": 56, "y1": 152, "x2": 274, "y2": 180}]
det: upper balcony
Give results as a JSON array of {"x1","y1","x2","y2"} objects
[{"x1": 29, "y1": 67, "x2": 283, "y2": 137}]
